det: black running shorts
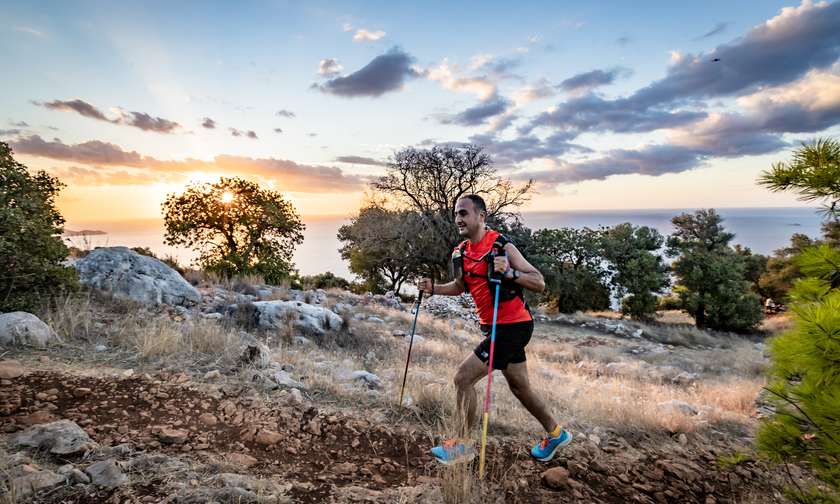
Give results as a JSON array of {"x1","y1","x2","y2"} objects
[{"x1": 473, "y1": 320, "x2": 534, "y2": 370}]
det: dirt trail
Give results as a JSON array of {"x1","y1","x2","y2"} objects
[{"x1": 1, "y1": 368, "x2": 788, "y2": 503}]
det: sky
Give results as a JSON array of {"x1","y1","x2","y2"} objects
[{"x1": 2, "y1": 0, "x2": 839, "y2": 222}]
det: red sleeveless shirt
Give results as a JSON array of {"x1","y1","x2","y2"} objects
[{"x1": 457, "y1": 229, "x2": 532, "y2": 326}]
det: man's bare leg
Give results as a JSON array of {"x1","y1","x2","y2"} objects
[
  {"x1": 502, "y1": 361, "x2": 558, "y2": 432},
  {"x1": 453, "y1": 353, "x2": 488, "y2": 437}
]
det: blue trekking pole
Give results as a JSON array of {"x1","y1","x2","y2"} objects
[
  {"x1": 479, "y1": 247, "x2": 505, "y2": 479},
  {"x1": 399, "y1": 289, "x2": 425, "y2": 407}
]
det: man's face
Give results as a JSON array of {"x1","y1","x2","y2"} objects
[{"x1": 454, "y1": 198, "x2": 485, "y2": 237}]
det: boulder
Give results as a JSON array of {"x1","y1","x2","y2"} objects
[
  {"x1": 0, "y1": 312, "x2": 58, "y2": 347},
  {"x1": 272, "y1": 370, "x2": 305, "y2": 389},
  {"x1": 8, "y1": 469, "x2": 65, "y2": 499},
  {"x1": 73, "y1": 246, "x2": 200, "y2": 306},
  {"x1": 251, "y1": 300, "x2": 342, "y2": 337},
  {"x1": 13, "y1": 420, "x2": 97, "y2": 455}
]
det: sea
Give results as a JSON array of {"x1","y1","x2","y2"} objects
[{"x1": 64, "y1": 207, "x2": 825, "y2": 280}]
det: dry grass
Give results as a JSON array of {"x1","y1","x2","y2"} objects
[{"x1": 111, "y1": 317, "x2": 241, "y2": 364}]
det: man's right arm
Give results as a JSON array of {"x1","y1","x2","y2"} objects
[{"x1": 418, "y1": 277, "x2": 465, "y2": 296}]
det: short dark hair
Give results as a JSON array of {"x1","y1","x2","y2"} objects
[{"x1": 460, "y1": 194, "x2": 486, "y2": 214}]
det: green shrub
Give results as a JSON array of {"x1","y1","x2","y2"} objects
[{"x1": 0, "y1": 142, "x2": 78, "y2": 311}]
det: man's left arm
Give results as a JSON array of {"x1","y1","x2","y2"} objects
[{"x1": 498, "y1": 243, "x2": 545, "y2": 293}]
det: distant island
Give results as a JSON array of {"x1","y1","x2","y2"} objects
[{"x1": 63, "y1": 229, "x2": 107, "y2": 237}]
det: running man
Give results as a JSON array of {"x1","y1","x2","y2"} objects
[{"x1": 417, "y1": 194, "x2": 572, "y2": 465}]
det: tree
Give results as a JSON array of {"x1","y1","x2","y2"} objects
[
  {"x1": 162, "y1": 177, "x2": 304, "y2": 284},
  {"x1": 373, "y1": 144, "x2": 533, "y2": 277},
  {"x1": 531, "y1": 227, "x2": 610, "y2": 313},
  {"x1": 759, "y1": 137, "x2": 840, "y2": 219},
  {"x1": 733, "y1": 244, "x2": 769, "y2": 298},
  {"x1": 0, "y1": 142, "x2": 77, "y2": 311},
  {"x1": 338, "y1": 203, "x2": 441, "y2": 293},
  {"x1": 601, "y1": 223, "x2": 670, "y2": 320},
  {"x1": 756, "y1": 233, "x2": 816, "y2": 304},
  {"x1": 758, "y1": 245, "x2": 840, "y2": 502},
  {"x1": 666, "y1": 209, "x2": 763, "y2": 332}
]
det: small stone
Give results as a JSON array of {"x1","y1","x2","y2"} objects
[
  {"x1": 203, "y1": 370, "x2": 222, "y2": 380},
  {"x1": 227, "y1": 453, "x2": 258, "y2": 468},
  {"x1": 73, "y1": 388, "x2": 92, "y2": 398},
  {"x1": 541, "y1": 467, "x2": 570, "y2": 490},
  {"x1": 57, "y1": 464, "x2": 91, "y2": 484},
  {"x1": 332, "y1": 462, "x2": 357, "y2": 475},
  {"x1": 198, "y1": 413, "x2": 218, "y2": 426},
  {"x1": 0, "y1": 360, "x2": 25, "y2": 379},
  {"x1": 95, "y1": 344, "x2": 108, "y2": 352},
  {"x1": 678, "y1": 433, "x2": 688, "y2": 445},
  {"x1": 156, "y1": 427, "x2": 189, "y2": 445},
  {"x1": 255, "y1": 429, "x2": 283, "y2": 446},
  {"x1": 86, "y1": 459, "x2": 127, "y2": 489}
]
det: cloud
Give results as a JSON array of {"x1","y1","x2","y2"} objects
[
  {"x1": 695, "y1": 22, "x2": 729, "y2": 40},
  {"x1": 275, "y1": 109, "x2": 296, "y2": 118},
  {"x1": 201, "y1": 117, "x2": 216, "y2": 129},
  {"x1": 335, "y1": 155, "x2": 387, "y2": 166},
  {"x1": 274, "y1": 128, "x2": 283, "y2": 133},
  {"x1": 9, "y1": 135, "x2": 367, "y2": 192},
  {"x1": 352, "y1": 29, "x2": 386, "y2": 42},
  {"x1": 39, "y1": 99, "x2": 109, "y2": 121},
  {"x1": 631, "y1": 1, "x2": 840, "y2": 108},
  {"x1": 470, "y1": 131, "x2": 589, "y2": 166},
  {"x1": 525, "y1": 93, "x2": 706, "y2": 135},
  {"x1": 116, "y1": 110, "x2": 180, "y2": 133},
  {"x1": 615, "y1": 35, "x2": 632, "y2": 46},
  {"x1": 9, "y1": 121, "x2": 29, "y2": 127},
  {"x1": 11, "y1": 135, "x2": 148, "y2": 166},
  {"x1": 318, "y1": 58, "x2": 342, "y2": 77},
  {"x1": 14, "y1": 26, "x2": 45, "y2": 37},
  {"x1": 558, "y1": 68, "x2": 631, "y2": 95},
  {"x1": 229, "y1": 128, "x2": 258, "y2": 139},
  {"x1": 513, "y1": 79, "x2": 556, "y2": 105},
  {"x1": 426, "y1": 59, "x2": 497, "y2": 100},
  {"x1": 439, "y1": 95, "x2": 512, "y2": 126},
  {"x1": 0, "y1": 129, "x2": 22, "y2": 136},
  {"x1": 36, "y1": 98, "x2": 181, "y2": 134},
  {"x1": 314, "y1": 47, "x2": 419, "y2": 98}
]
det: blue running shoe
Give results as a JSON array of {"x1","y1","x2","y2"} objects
[
  {"x1": 530, "y1": 429, "x2": 573, "y2": 462},
  {"x1": 431, "y1": 439, "x2": 475, "y2": 465}
]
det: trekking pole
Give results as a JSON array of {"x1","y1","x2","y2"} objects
[
  {"x1": 479, "y1": 249, "x2": 505, "y2": 480},
  {"x1": 398, "y1": 288, "x2": 425, "y2": 407}
]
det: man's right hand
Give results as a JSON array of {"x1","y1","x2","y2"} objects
[{"x1": 417, "y1": 278, "x2": 433, "y2": 294}]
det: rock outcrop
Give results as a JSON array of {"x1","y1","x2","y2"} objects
[{"x1": 74, "y1": 246, "x2": 200, "y2": 306}]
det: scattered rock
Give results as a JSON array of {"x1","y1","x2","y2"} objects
[
  {"x1": 239, "y1": 340, "x2": 271, "y2": 369},
  {"x1": 273, "y1": 370, "x2": 305, "y2": 389},
  {"x1": 657, "y1": 399, "x2": 699, "y2": 416},
  {"x1": 541, "y1": 467, "x2": 571, "y2": 489},
  {"x1": 286, "y1": 388, "x2": 304, "y2": 405},
  {"x1": 0, "y1": 359, "x2": 26, "y2": 379},
  {"x1": 227, "y1": 453, "x2": 258, "y2": 468},
  {"x1": 156, "y1": 427, "x2": 189, "y2": 445},
  {"x1": 8, "y1": 469, "x2": 65, "y2": 499},
  {"x1": 203, "y1": 369, "x2": 222, "y2": 380},
  {"x1": 57, "y1": 464, "x2": 91, "y2": 484},
  {"x1": 349, "y1": 370, "x2": 382, "y2": 390},
  {"x1": 251, "y1": 300, "x2": 343, "y2": 337},
  {"x1": 85, "y1": 459, "x2": 127, "y2": 489},
  {"x1": 198, "y1": 413, "x2": 218, "y2": 426},
  {"x1": 332, "y1": 462, "x2": 357, "y2": 476},
  {"x1": 94, "y1": 344, "x2": 107, "y2": 352},
  {"x1": 74, "y1": 246, "x2": 201, "y2": 306},
  {"x1": 0, "y1": 312, "x2": 58, "y2": 347},
  {"x1": 13, "y1": 420, "x2": 97, "y2": 455},
  {"x1": 255, "y1": 429, "x2": 283, "y2": 446}
]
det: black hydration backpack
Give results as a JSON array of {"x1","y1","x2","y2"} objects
[{"x1": 451, "y1": 233, "x2": 525, "y2": 303}]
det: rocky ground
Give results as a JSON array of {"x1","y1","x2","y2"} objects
[{"x1": 0, "y1": 247, "x2": 810, "y2": 502}]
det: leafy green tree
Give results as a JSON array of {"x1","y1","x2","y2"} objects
[
  {"x1": 338, "y1": 203, "x2": 441, "y2": 293},
  {"x1": 756, "y1": 233, "x2": 816, "y2": 304},
  {"x1": 601, "y1": 223, "x2": 670, "y2": 320},
  {"x1": 162, "y1": 177, "x2": 304, "y2": 284},
  {"x1": 373, "y1": 144, "x2": 533, "y2": 277},
  {"x1": 300, "y1": 271, "x2": 350, "y2": 290},
  {"x1": 531, "y1": 227, "x2": 610, "y2": 313},
  {"x1": 734, "y1": 244, "x2": 769, "y2": 297},
  {"x1": 758, "y1": 245, "x2": 840, "y2": 502},
  {"x1": 759, "y1": 137, "x2": 840, "y2": 219},
  {"x1": 0, "y1": 142, "x2": 77, "y2": 311},
  {"x1": 666, "y1": 209, "x2": 763, "y2": 332}
]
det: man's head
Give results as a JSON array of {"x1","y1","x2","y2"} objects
[{"x1": 454, "y1": 194, "x2": 487, "y2": 238}]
